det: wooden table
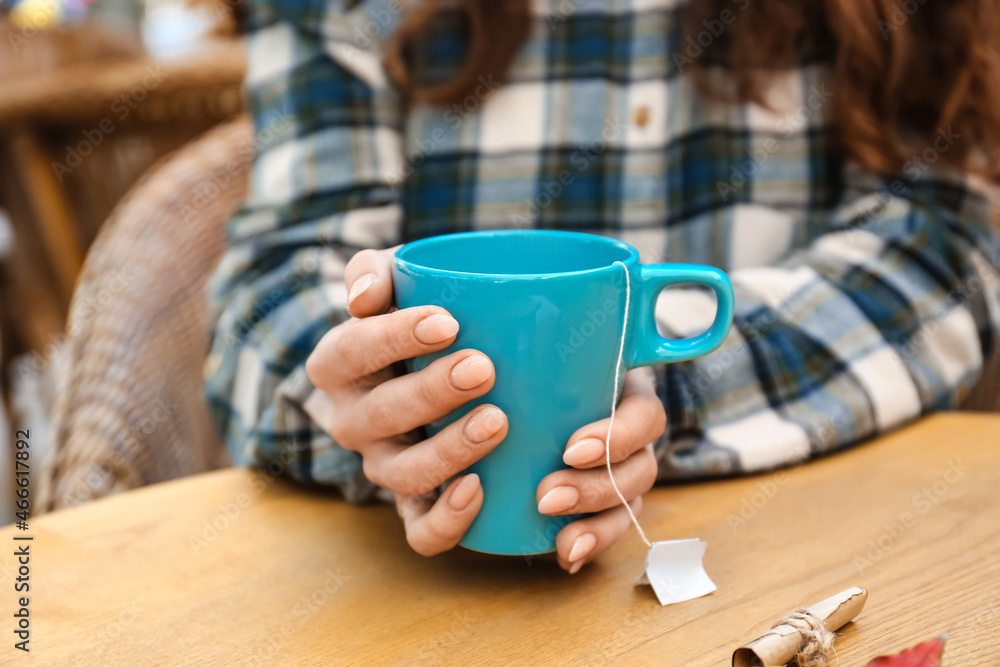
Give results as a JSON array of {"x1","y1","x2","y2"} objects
[{"x1": 4, "y1": 414, "x2": 999, "y2": 665}]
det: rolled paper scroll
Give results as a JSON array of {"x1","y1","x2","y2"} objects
[{"x1": 732, "y1": 587, "x2": 868, "y2": 667}]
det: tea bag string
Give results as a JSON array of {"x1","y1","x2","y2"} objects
[{"x1": 608, "y1": 261, "x2": 652, "y2": 548}]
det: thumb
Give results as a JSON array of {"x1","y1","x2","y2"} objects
[{"x1": 345, "y1": 246, "x2": 400, "y2": 318}]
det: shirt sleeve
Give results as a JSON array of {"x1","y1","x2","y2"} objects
[
  {"x1": 204, "y1": 0, "x2": 403, "y2": 501},
  {"x1": 654, "y1": 170, "x2": 1000, "y2": 479}
]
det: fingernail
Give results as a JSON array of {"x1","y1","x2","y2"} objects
[
  {"x1": 348, "y1": 273, "x2": 376, "y2": 304},
  {"x1": 563, "y1": 438, "x2": 606, "y2": 467},
  {"x1": 464, "y1": 406, "x2": 505, "y2": 443},
  {"x1": 568, "y1": 533, "x2": 597, "y2": 563},
  {"x1": 537, "y1": 486, "x2": 579, "y2": 515},
  {"x1": 450, "y1": 354, "x2": 493, "y2": 390},
  {"x1": 448, "y1": 474, "x2": 480, "y2": 511},
  {"x1": 414, "y1": 314, "x2": 460, "y2": 344},
  {"x1": 568, "y1": 560, "x2": 584, "y2": 575}
]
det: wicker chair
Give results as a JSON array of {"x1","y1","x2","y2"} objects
[
  {"x1": 37, "y1": 116, "x2": 252, "y2": 512},
  {"x1": 36, "y1": 111, "x2": 1000, "y2": 510}
]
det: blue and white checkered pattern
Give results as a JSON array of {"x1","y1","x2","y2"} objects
[{"x1": 205, "y1": 0, "x2": 1000, "y2": 500}]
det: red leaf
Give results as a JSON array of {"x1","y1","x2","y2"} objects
[{"x1": 864, "y1": 634, "x2": 947, "y2": 666}]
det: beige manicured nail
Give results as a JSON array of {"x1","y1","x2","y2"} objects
[
  {"x1": 568, "y1": 560, "x2": 584, "y2": 575},
  {"x1": 537, "y1": 486, "x2": 579, "y2": 515},
  {"x1": 414, "y1": 314, "x2": 460, "y2": 344},
  {"x1": 563, "y1": 438, "x2": 606, "y2": 467},
  {"x1": 348, "y1": 273, "x2": 376, "y2": 304},
  {"x1": 448, "y1": 474, "x2": 480, "y2": 511},
  {"x1": 568, "y1": 533, "x2": 597, "y2": 563},
  {"x1": 464, "y1": 406, "x2": 505, "y2": 443},
  {"x1": 450, "y1": 354, "x2": 493, "y2": 390}
]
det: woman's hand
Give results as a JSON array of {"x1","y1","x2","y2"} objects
[
  {"x1": 540, "y1": 369, "x2": 665, "y2": 573},
  {"x1": 306, "y1": 248, "x2": 509, "y2": 557},
  {"x1": 306, "y1": 248, "x2": 666, "y2": 572}
]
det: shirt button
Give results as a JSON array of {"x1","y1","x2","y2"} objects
[{"x1": 634, "y1": 106, "x2": 650, "y2": 128}]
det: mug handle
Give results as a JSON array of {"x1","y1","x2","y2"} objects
[{"x1": 628, "y1": 263, "x2": 735, "y2": 368}]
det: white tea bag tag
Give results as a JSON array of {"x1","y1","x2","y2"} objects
[{"x1": 636, "y1": 538, "x2": 717, "y2": 606}]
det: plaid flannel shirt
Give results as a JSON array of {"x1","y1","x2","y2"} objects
[{"x1": 205, "y1": 0, "x2": 1000, "y2": 502}]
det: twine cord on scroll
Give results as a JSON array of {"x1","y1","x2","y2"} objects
[
  {"x1": 733, "y1": 587, "x2": 866, "y2": 667},
  {"x1": 606, "y1": 261, "x2": 652, "y2": 548},
  {"x1": 776, "y1": 609, "x2": 835, "y2": 667}
]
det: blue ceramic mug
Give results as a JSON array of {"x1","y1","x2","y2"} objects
[{"x1": 392, "y1": 230, "x2": 734, "y2": 555}]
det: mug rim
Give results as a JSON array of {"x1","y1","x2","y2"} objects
[{"x1": 393, "y1": 230, "x2": 639, "y2": 280}]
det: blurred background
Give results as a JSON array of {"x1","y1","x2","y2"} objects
[{"x1": 0, "y1": 0, "x2": 246, "y2": 521}]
